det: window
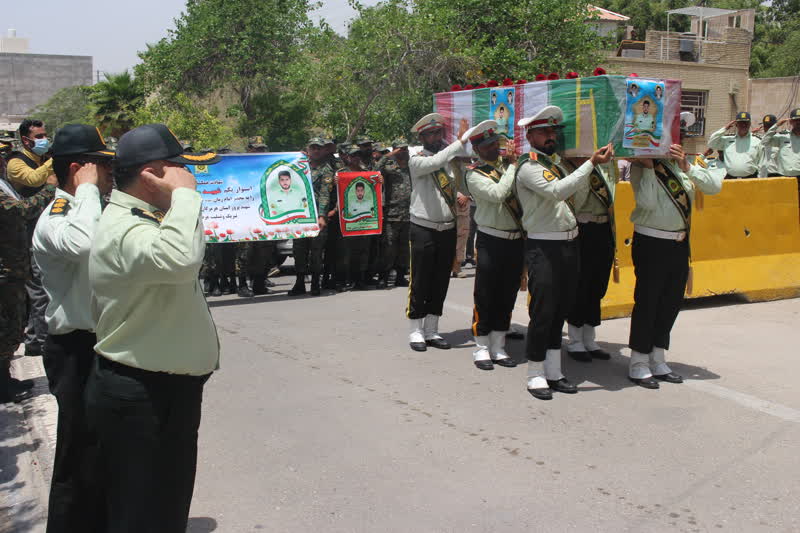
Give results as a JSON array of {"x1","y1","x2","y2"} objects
[{"x1": 681, "y1": 90, "x2": 708, "y2": 137}]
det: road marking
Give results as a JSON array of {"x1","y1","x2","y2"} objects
[
  {"x1": 445, "y1": 301, "x2": 800, "y2": 424},
  {"x1": 684, "y1": 380, "x2": 800, "y2": 424}
]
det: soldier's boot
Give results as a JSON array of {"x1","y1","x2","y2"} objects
[
  {"x1": 310, "y1": 274, "x2": 321, "y2": 296},
  {"x1": 237, "y1": 275, "x2": 254, "y2": 298},
  {"x1": 202, "y1": 277, "x2": 211, "y2": 295},
  {"x1": 225, "y1": 276, "x2": 238, "y2": 295},
  {"x1": 355, "y1": 272, "x2": 376, "y2": 291},
  {"x1": 252, "y1": 274, "x2": 270, "y2": 295},
  {"x1": 322, "y1": 273, "x2": 336, "y2": 290},
  {"x1": 210, "y1": 276, "x2": 223, "y2": 297},
  {"x1": 288, "y1": 274, "x2": 306, "y2": 296},
  {"x1": 376, "y1": 272, "x2": 389, "y2": 290},
  {"x1": 0, "y1": 359, "x2": 32, "y2": 404}
]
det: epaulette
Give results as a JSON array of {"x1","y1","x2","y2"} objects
[
  {"x1": 49, "y1": 197, "x2": 71, "y2": 216},
  {"x1": 131, "y1": 207, "x2": 165, "y2": 224}
]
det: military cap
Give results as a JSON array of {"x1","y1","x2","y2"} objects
[
  {"x1": 52, "y1": 124, "x2": 115, "y2": 158},
  {"x1": 790, "y1": 108, "x2": 800, "y2": 120},
  {"x1": 461, "y1": 120, "x2": 500, "y2": 148},
  {"x1": 354, "y1": 135, "x2": 373, "y2": 146},
  {"x1": 324, "y1": 137, "x2": 336, "y2": 146},
  {"x1": 680, "y1": 111, "x2": 696, "y2": 130},
  {"x1": 115, "y1": 124, "x2": 220, "y2": 168},
  {"x1": 341, "y1": 143, "x2": 361, "y2": 155},
  {"x1": 735, "y1": 111, "x2": 751, "y2": 122},
  {"x1": 412, "y1": 113, "x2": 446, "y2": 134},
  {"x1": 518, "y1": 106, "x2": 564, "y2": 130},
  {"x1": 392, "y1": 137, "x2": 409, "y2": 149},
  {"x1": 373, "y1": 142, "x2": 389, "y2": 153},
  {"x1": 307, "y1": 136, "x2": 327, "y2": 147},
  {"x1": 762, "y1": 114, "x2": 777, "y2": 127}
]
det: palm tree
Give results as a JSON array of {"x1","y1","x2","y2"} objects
[{"x1": 89, "y1": 71, "x2": 143, "y2": 138}]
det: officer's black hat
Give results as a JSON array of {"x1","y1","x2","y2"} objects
[
  {"x1": 790, "y1": 108, "x2": 800, "y2": 120},
  {"x1": 735, "y1": 111, "x2": 751, "y2": 122},
  {"x1": 51, "y1": 124, "x2": 114, "y2": 158},
  {"x1": 762, "y1": 114, "x2": 777, "y2": 127},
  {"x1": 115, "y1": 124, "x2": 220, "y2": 168}
]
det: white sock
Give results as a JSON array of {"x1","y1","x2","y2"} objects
[
  {"x1": 526, "y1": 361, "x2": 547, "y2": 389},
  {"x1": 650, "y1": 347, "x2": 672, "y2": 375},
  {"x1": 582, "y1": 324, "x2": 601, "y2": 351},
  {"x1": 565, "y1": 323, "x2": 586, "y2": 352},
  {"x1": 473, "y1": 336, "x2": 491, "y2": 362},
  {"x1": 543, "y1": 349, "x2": 564, "y2": 381},
  {"x1": 629, "y1": 350, "x2": 652, "y2": 379}
]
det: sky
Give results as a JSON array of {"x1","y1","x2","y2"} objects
[{"x1": 3, "y1": 0, "x2": 380, "y2": 79}]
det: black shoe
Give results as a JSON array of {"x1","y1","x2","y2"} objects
[
  {"x1": 492, "y1": 357, "x2": 517, "y2": 368},
  {"x1": 547, "y1": 378, "x2": 578, "y2": 394},
  {"x1": 474, "y1": 360, "x2": 494, "y2": 371},
  {"x1": 252, "y1": 275, "x2": 270, "y2": 295},
  {"x1": 211, "y1": 286, "x2": 222, "y2": 297},
  {"x1": 376, "y1": 275, "x2": 388, "y2": 289},
  {"x1": 425, "y1": 337, "x2": 451, "y2": 350},
  {"x1": 237, "y1": 276, "x2": 254, "y2": 297},
  {"x1": 629, "y1": 376, "x2": 660, "y2": 389},
  {"x1": 354, "y1": 281, "x2": 375, "y2": 291},
  {"x1": 202, "y1": 278, "x2": 211, "y2": 295},
  {"x1": 335, "y1": 282, "x2": 353, "y2": 293},
  {"x1": 288, "y1": 284, "x2": 306, "y2": 296},
  {"x1": 506, "y1": 330, "x2": 524, "y2": 340},
  {"x1": 654, "y1": 372, "x2": 683, "y2": 384},
  {"x1": 394, "y1": 276, "x2": 409, "y2": 287},
  {"x1": 410, "y1": 341, "x2": 427, "y2": 352},
  {"x1": 567, "y1": 350, "x2": 592, "y2": 362},
  {"x1": 589, "y1": 349, "x2": 611, "y2": 360},
  {"x1": 528, "y1": 387, "x2": 553, "y2": 400},
  {"x1": 9, "y1": 378, "x2": 34, "y2": 393},
  {"x1": 322, "y1": 278, "x2": 336, "y2": 290}
]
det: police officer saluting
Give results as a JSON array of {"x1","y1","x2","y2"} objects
[
  {"x1": 708, "y1": 112, "x2": 761, "y2": 179},
  {"x1": 515, "y1": 106, "x2": 613, "y2": 400},
  {"x1": 32, "y1": 124, "x2": 114, "y2": 532},
  {"x1": 86, "y1": 124, "x2": 221, "y2": 532},
  {"x1": 461, "y1": 120, "x2": 520, "y2": 370},
  {"x1": 761, "y1": 108, "x2": 800, "y2": 182},
  {"x1": 407, "y1": 113, "x2": 468, "y2": 352}
]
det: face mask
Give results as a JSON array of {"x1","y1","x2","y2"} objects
[{"x1": 30, "y1": 137, "x2": 50, "y2": 156}]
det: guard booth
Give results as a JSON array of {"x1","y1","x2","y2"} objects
[{"x1": 601, "y1": 177, "x2": 800, "y2": 318}]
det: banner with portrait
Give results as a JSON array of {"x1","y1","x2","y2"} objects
[
  {"x1": 336, "y1": 171, "x2": 383, "y2": 237},
  {"x1": 434, "y1": 75, "x2": 681, "y2": 158},
  {"x1": 190, "y1": 153, "x2": 320, "y2": 243}
]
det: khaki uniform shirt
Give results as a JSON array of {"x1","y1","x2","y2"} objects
[
  {"x1": 465, "y1": 159, "x2": 518, "y2": 231},
  {"x1": 33, "y1": 183, "x2": 102, "y2": 334},
  {"x1": 761, "y1": 127, "x2": 800, "y2": 177},
  {"x1": 6, "y1": 149, "x2": 54, "y2": 190},
  {"x1": 630, "y1": 161, "x2": 722, "y2": 231},
  {"x1": 515, "y1": 151, "x2": 595, "y2": 234},
  {"x1": 708, "y1": 128, "x2": 761, "y2": 177},
  {"x1": 89, "y1": 188, "x2": 219, "y2": 376},
  {"x1": 408, "y1": 140, "x2": 466, "y2": 225}
]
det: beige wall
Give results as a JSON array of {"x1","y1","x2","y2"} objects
[
  {"x1": 747, "y1": 77, "x2": 800, "y2": 123},
  {"x1": 605, "y1": 56, "x2": 750, "y2": 153}
]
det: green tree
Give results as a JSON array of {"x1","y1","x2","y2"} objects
[
  {"x1": 136, "y1": 0, "x2": 315, "y2": 125},
  {"x1": 133, "y1": 93, "x2": 235, "y2": 150},
  {"x1": 89, "y1": 71, "x2": 143, "y2": 137},
  {"x1": 30, "y1": 86, "x2": 93, "y2": 132}
]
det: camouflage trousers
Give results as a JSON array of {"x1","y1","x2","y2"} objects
[
  {"x1": 381, "y1": 220, "x2": 410, "y2": 274},
  {"x1": 201, "y1": 242, "x2": 274, "y2": 278},
  {"x1": 0, "y1": 282, "x2": 27, "y2": 357},
  {"x1": 293, "y1": 227, "x2": 327, "y2": 275},
  {"x1": 238, "y1": 241, "x2": 274, "y2": 277}
]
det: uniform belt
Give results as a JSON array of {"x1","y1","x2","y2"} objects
[
  {"x1": 411, "y1": 215, "x2": 455, "y2": 231},
  {"x1": 634, "y1": 224, "x2": 687, "y2": 241},
  {"x1": 527, "y1": 228, "x2": 579, "y2": 241},
  {"x1": 576, "y1": 214, "x2": 609, "y2": 224},
  {"x1": 477, "y1": 226, "x2": 523, "y2": 240}
]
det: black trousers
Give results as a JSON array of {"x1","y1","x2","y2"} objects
[
  {"x1": 465, "y1": 204, "x2": 477, "y2": 259},
  {"x1": 293, "y1": 227, "x2": 327, "y2": 275},
  {"x1": 42, "y1": 330, "x2": 103, "y2": 533},
  {"x1": 337, "y1": 235, "x2": 371, "y2": 282},
  {"x1": 525, "y1": 238, "x2": 580, "y2": 362},
  {"x1": 324, "y1": 219, "x2": 342, "y2": 279},
  {"x1": 85, "y1": 356, "x2": 210, "y2": 533},
  {"x1": 567, "y1": 222, "x2": 614, "y2": 328},
  {"x1": 381, "y1": 221, "x2": 410, "y2": 274},
  {"x1": 628, "y1": 233, "x2": 689, "y2": 353},
  {"x1": 407, "y1": 223, "x2": 456, "y2": 319},
  {"x1": 472, "y1": 231, "x2": 524, "y2": 336}
]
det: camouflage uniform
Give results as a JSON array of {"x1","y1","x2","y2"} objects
[
  {"x1": 377, "y1": 147, "x2": 411, "y2": 285},
  {"x1": 293, "y1": 159, "x2": 333, "y2": 276},
  {"x1": 201, "y1": 243, "x2": 236, "y2": 296},
  {"x1": 0, "y1": 183, "x2": 55, "y2": 401}
]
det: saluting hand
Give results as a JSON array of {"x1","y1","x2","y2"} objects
[
  {"x1": 457, "y1": 118, "x2": 469, "y2": 140},
  {"x1": 142, "y1": 165, "x2": 197, "y2": 193},
  {"x1": 725, "y1": 120, "x2": 736, "y2": 130},
  {"x1": 777, "y1": 117, "x2": 790, "y2": 128},
  {"x1": 590, "y1": 143, "x2": 614, "y2": 166},
  {"x1": 75, "y1": 162, "x2": 100, "y2": 186},
  {"x1": 505, "y1": 140, "x2": 518, "y2": 164}
]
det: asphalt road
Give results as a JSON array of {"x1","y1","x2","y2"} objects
[{"x1": 185, "y1": 269, "x2": 800, "y2": 533}]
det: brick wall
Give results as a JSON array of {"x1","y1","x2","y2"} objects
[{"x1": 747, "y1": 77, "x2": 800, "y2": 123}]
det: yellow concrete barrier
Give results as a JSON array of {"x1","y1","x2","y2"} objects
[{"x1": 602, "y1": 177, "x2": 800, "y2": 318}]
